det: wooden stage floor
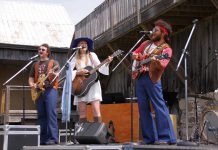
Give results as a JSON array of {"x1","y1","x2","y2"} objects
[{"x1": 23, "y1": 143, "x2": 218, "y2": 150}]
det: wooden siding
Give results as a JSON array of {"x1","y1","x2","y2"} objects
[
  {"x1": 166, "y1": 14, "x2": 218, "y2": 93},
  {"x1": 74, "y1": 0, "x2": 156, "y2": 39},
  {"x1": 0, "y1": 44, "x2": 68, "y2": 67},
  {"x1": 105, "y1": 14, "x2": 218, "y2": 96}
]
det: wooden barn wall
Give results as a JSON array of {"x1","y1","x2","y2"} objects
[
  {"x1": 0, "y1": 62, "x2": 35, "y2": 111},
  {"x1": 106, "y1": 14, "x2": 218, "y2": 97},
  {"x1": 105, "y1": 63, "x2": 131, "y2": 97},
  {"x1": 74, "y1": 0, "x2": 156, "y2": 39},
  {"x1": 0, "y1": 48, "x2": 68, "y2": 67},
  {"x1": 164, "y1": 14, "x2": 218, "y2": 94}
]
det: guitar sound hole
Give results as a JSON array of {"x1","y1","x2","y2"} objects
[{"x1": 85, "y1": 73, "x2": 90, "y2": 78}]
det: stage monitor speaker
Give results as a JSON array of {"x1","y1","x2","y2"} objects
[{"x1": 74, "y1": 122, "x2": 108, "y2": 144}]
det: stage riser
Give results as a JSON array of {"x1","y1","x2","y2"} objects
[
  {"x1": 123, "y1": 145, "x2": 218, "y2": 150},
  {"x1": 0, "y1": 125, "x2": 40, "y2": 150},
  {"x1": 23, "y1": 145, "x2": 123, "y2": 150},
  {"x1": 23, "y1": 145, "x2": 218, "y2": 150}
]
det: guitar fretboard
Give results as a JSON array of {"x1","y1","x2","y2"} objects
[
  {"x1": 88, "y1": 50, "x2": 122, "y2": 74},
  {"x1": 89, "y1": 58, "x2": 109, "y2": 74}
]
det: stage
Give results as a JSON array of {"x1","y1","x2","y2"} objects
[{"x1": 22, "y1": 143, "x2": 218, "y2": 150}]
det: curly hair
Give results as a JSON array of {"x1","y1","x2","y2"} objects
[{"x1": 154, "y1": 19, "x2": 172, "y2": 43}]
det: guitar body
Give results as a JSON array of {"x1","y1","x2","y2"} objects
[
  {"x1": 132, "y1": 54, "x2": 149, "y2": 79},
  {"x1": 71, "y1": 50, "x2": 123, "y2": 97},
  {"x1": 31, "y1": 75, "x2": 45, "y2": 102},
  {"x1": 31, "y1": 88, "x2": 42, "y2": 102},
  {"x1": 30, "y1": 65, "x2": 58, "y2": 102},
  {"x1": 132, "y1": 53, "x2": 169, "y2": 80},
  {"x1": 72, "y1": 66, "x2": 98, "y2": 97}
]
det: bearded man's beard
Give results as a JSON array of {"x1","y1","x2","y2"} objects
[{"x1": 151, "y1": 35, "x2": 161, "y2": 42}]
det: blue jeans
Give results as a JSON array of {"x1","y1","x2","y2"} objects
[
  {"x1": 37, "y1": 87, "x2": 58, "y2": 144},
  {"x1": 136, "y1": 73, "x2": 176, "y2": 144}
]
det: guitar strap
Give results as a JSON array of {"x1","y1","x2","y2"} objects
[
  {"x1": 143, "y1": 41, "x2": 153, "y2": 55},
  {"x1": 34, "y1": 60, "x2": 40, "y2": 83},
  {"x1": 151, "y1": 43, "x2": 169, "y2": 56}
]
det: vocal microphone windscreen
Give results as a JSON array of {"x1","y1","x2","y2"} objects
[
  {"x1": 71, "y1": 46, "x2": 82, "y2": 50},
  {"x1": 28, "y1": 54, "x2": 39, "y2": 60},
  {"x1": 139, "y1": 31, "x2": 152, "y2": 34}
]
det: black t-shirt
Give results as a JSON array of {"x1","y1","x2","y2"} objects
[{"x1": 29, "y1": 59, "x2": 59, "y2": 81}]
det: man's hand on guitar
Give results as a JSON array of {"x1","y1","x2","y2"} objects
[
  {"x1": 48, "y1": 69, "x2": 57, "y2": 77},
  {"x1": 132, "y1": 52, "x2": 139, "y2": 60},
  {"x1": 132, "y1": 52, "x2": 145, "y2": 61},
  {"x1": 31, "y1": 82, "x2": 43, "y2": 91},
  {"x1": 140, "y1": 66, "x2": 149, "y2": 73},
  {"x1": 30, "y1": 83, "x2": 37, "y2": 90},
  {"x1": 151, "y1": 55, "x2": 159, "y2": 61}
]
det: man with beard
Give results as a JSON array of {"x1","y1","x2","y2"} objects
[{"x1": 132, "y1": 19, "x2": 176, "y2": 145}]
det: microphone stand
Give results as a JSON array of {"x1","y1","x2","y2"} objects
[
  {"x1": 112, "y1": 33, "x2": 147, "y2": 142},
  {"x1": 176, "y1": 19, "x2": 199, "y2": 146},
  {"x1": 51, "y1": 47, "x2": 81, "y2": 84},
  {"x1": 3, "y1": 56, "x2": 37, "y2": 125},
  {"x1": 55, "y1": 49, "x2": 77, "y2": 144}
]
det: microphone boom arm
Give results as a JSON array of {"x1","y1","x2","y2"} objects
[
  {"x1": 51, "y1": 49, "x2": 77, "y2": 83},
  {"x1": 3, "y1": 60, "x2": 34, "y2": 86}
]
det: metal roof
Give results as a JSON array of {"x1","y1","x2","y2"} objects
[{"x1": 0, "y1": 1, "x2": 74, "y2": 48}]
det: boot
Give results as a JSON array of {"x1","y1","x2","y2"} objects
[{"x1": 94, "y1": 116, "x2": 102, "y2": 123}]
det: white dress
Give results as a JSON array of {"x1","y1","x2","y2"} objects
[{"x1": 69, "y1": 52, "x2": 109, "y2": 105}]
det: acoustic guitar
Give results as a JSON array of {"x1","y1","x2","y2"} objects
[
  {"x1": 72, "y1": 50, "x2": 123, "y2": 97},
  {"x1": 132, "y1": 53, "x2": 169, "y2": 79},
  {"x1": 31, "y1": 65, "x2": 58, "y2": 102}
]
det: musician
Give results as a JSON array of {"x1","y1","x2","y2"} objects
[
  {"x1": 28, "y1": 43, "x2": 60, "y2": 145},
  {"x1": 70, "y1": 37, "x2": 112, "y2": 123},
  {"x1": 132, "y1": 19, "x2": 176, "y2": 145}
]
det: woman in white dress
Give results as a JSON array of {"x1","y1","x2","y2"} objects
[{"x1": 70, "y1": 37, "x2": 112, "y2": 122}]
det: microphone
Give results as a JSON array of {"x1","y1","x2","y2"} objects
[
  {"x1": 28, "y1": 54, "x2": 39, "y2": 60},
  {"x1": 139, "y1": 31, "x2": 153, "y2": 34},
  {"x1": 71, "y1": 46, "x2": 82, "y2": 50},
  {"x1": 192, "y1": 19, "x2": 198, "y2": 24}
]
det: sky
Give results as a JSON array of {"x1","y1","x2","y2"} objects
[{"x1": 8, "y1": 0, "x2": 105, "y2": 25}]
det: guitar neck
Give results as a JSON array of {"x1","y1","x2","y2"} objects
[
  {"x1": 90, "y1": 58, "x2": 109, "y2": 74},
  {"x1": 41, "y1": 73, "x2": 50, "y2": 83},
  {"x1": 37, "y1": 66, "x2": 58, "y2": 84},
  {"x1": 139, "y1": 57, "x2": 152, "y2": 66},
  {"x1": 88, "y1": 50, "x2": 123, "y2": 74},
  {"x1": 139, "y1": 55, "x2": 164, "y2": 66}
]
